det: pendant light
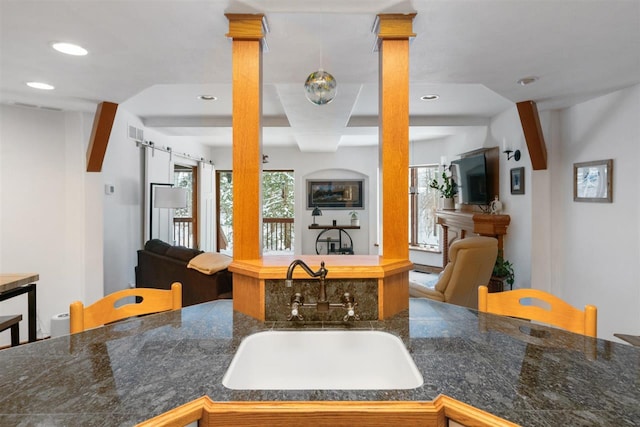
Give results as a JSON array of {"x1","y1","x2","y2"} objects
[
  {"x1": 304, "y1": 70, "x2": 337, "y2": 105},
  {"x1": 304, "y1": 18, "x2": 337, "y2": 105}
]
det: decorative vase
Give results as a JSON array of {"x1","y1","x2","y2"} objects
[
  {"x1": 490, "y1": 196, "x2": 503, "y2": 215},
  {"x1": 442, "y1": 198, "x2": 455, "y2": 210}
]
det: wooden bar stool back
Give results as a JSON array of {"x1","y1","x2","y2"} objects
[
  {"x1": 478, "y1": 285, "x2": 597, "y2": 337},
  {"x1": 70, "y1": 282, "x2": 182, "y2": 334}
]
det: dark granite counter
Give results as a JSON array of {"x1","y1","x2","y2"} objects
[{"x1": 1, "y1": 299, "x2": 638, "y2": 426}]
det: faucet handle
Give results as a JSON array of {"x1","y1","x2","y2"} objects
[
  {"x1": 341, "y1": 292, "x2": 359, "y2": 321},
  {"x1": 343, "y1": 310, "x2": 360, "y2": 322},
  {"x1": 288, "y1": 293, "x2": 304, "y2": 321}
]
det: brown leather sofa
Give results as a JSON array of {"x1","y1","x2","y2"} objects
[{"x1": 135, "y1": 239, "x2": 232, "y2": 307}]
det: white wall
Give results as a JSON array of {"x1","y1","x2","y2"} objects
[
  {"x1": 101, "y1": 110, "x2": 145, "y2": 296},
  {"x1": 487, "y1": 107, "x2": 542, "y2": 291},
  {"x1": 488, "y1": 84, "x2": 640, "y2": 341},
  {"x1": 0, "y1": 105, "x2": 101, "y2": 344},
  {"x1": 550, "y1": 84, "x2": 640, "y2": 341}
]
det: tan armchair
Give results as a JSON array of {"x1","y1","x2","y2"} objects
[{"x1": 410, "y1": 236, "x2": 498, "y2": 309}]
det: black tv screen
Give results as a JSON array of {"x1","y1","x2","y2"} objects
[{"x1": 452, "y1": 154, "x2": 489, "y2": 205}]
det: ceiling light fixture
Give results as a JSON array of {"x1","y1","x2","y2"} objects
[
  {"x1": 26, "y1": 82, "x2": 55, "y2": 90},
  {"x1": 304, "y1": 69, "x2": 337, "y2": 105},
  {"x1": 198, "y1": 95, "x2": 217, "y2": 101},
  {"x1": 420, "y1": 94, "x2": 439, "y2": 101},
  {"x1": 51, "y1": 42, "x2": 88, "y2": 56},
  {"x1": 517, "y1": 76, "x2": 539, "y2": 86}
]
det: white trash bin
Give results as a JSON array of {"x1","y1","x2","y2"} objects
[{"x1": 50, "y1": 312, "x2": 70, "y2": 337}]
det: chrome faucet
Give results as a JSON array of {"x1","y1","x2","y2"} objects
[{"x1": 285, "y1": 259, "x2": 329, "y2": 311}]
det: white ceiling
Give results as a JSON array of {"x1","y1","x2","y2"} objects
[{"x1": 1, "y1": 0, "x2": 638, "y2": 151}]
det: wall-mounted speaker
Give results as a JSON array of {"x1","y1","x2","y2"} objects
[
  {"x1": 516, "y1": 100, "x2": 547, "y2": 170},
  {"x1": 86, "y1": 101, "x2": 118, "y2": 172}
]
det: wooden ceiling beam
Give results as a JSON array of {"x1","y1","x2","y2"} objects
[
  {"x1": 86, "y1": 101, "x2": 118, "y2": 172},
  {"x1": 517, "y1": 100, "x2": 547, "y2": 170}
]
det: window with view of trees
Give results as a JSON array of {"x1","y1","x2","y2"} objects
[
  {"x1": 173, "y1": 164, "x2": 196, "y2": 248},
  {"x1": 217, "y1": 170, "x2": 295, "y2": 255},
  {"x1": 409, "y1": 165, "x2": 440, "y2": 251}
]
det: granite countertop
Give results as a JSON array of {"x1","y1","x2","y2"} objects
[{"x1": 1, "y1": 299, "x2": 638, "y2": 426}]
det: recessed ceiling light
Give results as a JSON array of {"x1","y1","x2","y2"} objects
[
  {"x1": 198, "y1": 95, "x2": 217, "y2": 101},
  {"x1": 517, "y1": 76, "x2": 539, "y2": 86},
  {"x1": 51, "y1": 42, "x2": 88, "y2": 56},
  {"x1": 26, "y1": 82, "x2": 55, "y2": 90},
  {"x1": 420, "y1": 94, "x2": 439, "y2": 101}
]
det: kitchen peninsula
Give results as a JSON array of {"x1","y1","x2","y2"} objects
[{"x1": 0, "y1": 299, "x2": 638, "y2": 426}]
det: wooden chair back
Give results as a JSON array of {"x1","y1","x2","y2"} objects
[
  {"x1": 70, "y1": 282, "x2": 182, "y2": 334},
  {"x1": 478, "y1": 285, "x2": 597, "y2": 337}
]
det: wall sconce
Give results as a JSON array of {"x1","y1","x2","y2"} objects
[
  {"x1": 311, "y1": 206, "x2": 322, "y2": 226},
  {"x1": 504, "y1": 149, "x2": 521, "y2": 161},
  {"x1": 150, "y1": 183, "x2": 188, "y2": 241},
  {"x1": 262, "y1": 154, "x2": 269, "y2": 163}
]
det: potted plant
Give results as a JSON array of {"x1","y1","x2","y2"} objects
[
  {"x1": 429, "y1": 171, "x2": 458, "y2": 209},
  {"x1": 349, "y1": 211, "x2": 360, "y2": 227},
  {"x1": 491, "y1": 255, "x2": 515, "y2": 291}
]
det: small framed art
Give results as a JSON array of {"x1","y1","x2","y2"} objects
[
  {"x1": 510, "y1": 167, "x2": 524, "y2": 195},
  {"x1": 573, "y1": 159, "x2": 612, "y2": 203}
]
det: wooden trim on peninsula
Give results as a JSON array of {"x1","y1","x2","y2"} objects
[
  {"x1": 229, "y1": 256, "x2": 413, "y2": 280},
  {"x1": 137, "y1": 395, "x2": 520, "y2": 427}
]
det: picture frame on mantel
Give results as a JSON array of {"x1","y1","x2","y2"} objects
[
  {"x1": 573, "y1": 159, "x2": 613, "y2": 203},
  {"x1": 510, "y1": 167, "x2": 525, "y2": 195}
]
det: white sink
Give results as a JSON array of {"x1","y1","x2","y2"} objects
[{"x1": 222, "y1": 330, "x2": 423, "y2": 390}]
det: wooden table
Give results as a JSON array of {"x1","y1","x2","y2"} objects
[{"x1": 0, "y1": 274, "x2": 39, "y2": 343}]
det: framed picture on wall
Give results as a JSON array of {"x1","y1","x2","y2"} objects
[
  {"x1": 573, "y1": 159, "x2": 613, "y2": 203},
  {"x1": 510, "y1": 167, "x2": 525, "y2": 195},
  {"x1": 306, "y1": 180, "x2": 363, "y2": 209}
]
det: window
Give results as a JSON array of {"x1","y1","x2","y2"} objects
[
  {"x1": 409, "y1": 165, "x2": 440, "y2": 251},
  {"x1": 216, "y1": 170, "x2": 294, "y2": 255},
  {"x1": 173, "y1": 164, "x2": 197, "y2": 248}
]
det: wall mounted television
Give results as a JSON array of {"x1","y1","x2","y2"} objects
[{"x1": 452, "y1": 153, "x2": 489, "y2": 205}]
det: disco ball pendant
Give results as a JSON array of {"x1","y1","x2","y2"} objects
[{"x1": 304, "y1": 69, "x2": 337, "y2": 105}]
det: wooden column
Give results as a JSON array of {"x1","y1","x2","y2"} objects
[
  {"x1": 226, "y1": 14, "x2": 267, "y2": 320},
  {"x1": 375, "y1": 14, "x2": 416, "y2": 319},
  {"x1": 376, "y1": 13, "x2": 415, "y2": 260},
  {"x1": 226, "y1": 14, "x2": 266, "y2": 261}
]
